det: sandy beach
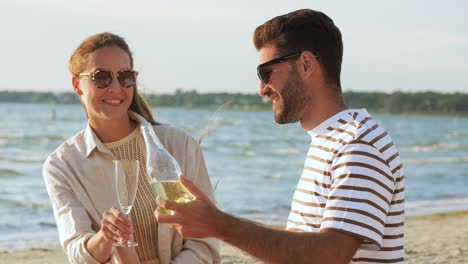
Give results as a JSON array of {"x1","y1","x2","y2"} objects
[{"x1": 1, "y1": 211, "x2": 467, "y2": 264}]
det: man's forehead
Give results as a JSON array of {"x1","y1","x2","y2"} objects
[{"x1": 258, "y1": 44, "x2": 280, "y2": 64}]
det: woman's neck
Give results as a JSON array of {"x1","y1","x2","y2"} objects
[{"x1": 89, "y1": 115, "x2": 137, "y2": 143}]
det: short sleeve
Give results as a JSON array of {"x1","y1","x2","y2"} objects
[{"x1": 320, "y1": 141, "x2": 395, "y2": 250}]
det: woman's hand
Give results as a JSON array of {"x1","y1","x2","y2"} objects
[
  {"x1": 85, "y1": 208, "x2": 133, "y2": 262},
  {"x1": 99, "y1": 207, "x2": 133, "y2": 242}
]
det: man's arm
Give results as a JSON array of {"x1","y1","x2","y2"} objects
[
  {"x1": 156, "y1": 176, "x2": 361, "y2": 264},
  {"x1": 218, "y1": 212, "x2": 360, "y2": 264}
]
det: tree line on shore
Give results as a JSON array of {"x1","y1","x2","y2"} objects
[{"x1": 1, "y1": 90, "x2": 467, "y2": 115}]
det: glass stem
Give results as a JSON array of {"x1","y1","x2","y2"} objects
[{"x1": 125, "y1": 212, "x2": 134, "y2": 245}]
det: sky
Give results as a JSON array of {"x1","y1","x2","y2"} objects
[{"x1": 0, "y1": 0, "x2": 467, "y2": 94}]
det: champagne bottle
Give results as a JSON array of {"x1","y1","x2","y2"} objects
[{"x1": 140, "y1": 123, "x2": 193, "y2": 215}]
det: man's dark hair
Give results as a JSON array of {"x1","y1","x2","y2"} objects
[{"x1": 254, "y1": 9, "x2": 343, "y2": 87}]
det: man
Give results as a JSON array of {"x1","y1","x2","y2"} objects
[{"x1": 156, "y1": 9, "x2": 405, "y2": 264}]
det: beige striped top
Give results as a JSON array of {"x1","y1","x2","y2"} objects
[
  {"x1": 105, "y1": 127, "x2": 160, "y2": 264},
  {"x1": 286, "y1": 109, "x2": 405, "y2": 264}
]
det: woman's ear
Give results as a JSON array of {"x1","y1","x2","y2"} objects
[{"x1": 72, "y1": 76, "x2": 83, "y2": 96}]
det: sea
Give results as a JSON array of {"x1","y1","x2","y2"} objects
[{"x1": 1, "y1": 102, "x2": 468, "y2": 251}]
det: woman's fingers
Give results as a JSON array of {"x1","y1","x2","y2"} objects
[
  {"x1": 109, "y1": 224, "x2": 131, "y2": 241},
  {"x1": 101, "y1": 208, "x2": 133, "y2": 241},
  {"x1": 101, "y1": 224, "x2": 129, "y2": 241},
  {"x1": 109, "y1": 208, "x2": 133, "y2": 226}
]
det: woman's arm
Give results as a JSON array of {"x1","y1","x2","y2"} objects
[
  {"x1": 85, "y1": 208, "x2": 133, "y2": 263},
  {"x1": 43, "y1": 157, "x2": 133, "y2": 264},
  {"x1": 84, "y1": 231, "x2": 113, "y2": 263}
]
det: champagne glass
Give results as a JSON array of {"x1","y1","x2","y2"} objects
[
  {"x1": 141, "y1": 124, "x2": 193, "y2": 215},
  {"x1": 113, "y1": 160, "x2": 139, "y2": 247}
]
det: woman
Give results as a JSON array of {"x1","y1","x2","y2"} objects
[{"x1": 43, "y1": 32, "x2": 219, "y2": 264}]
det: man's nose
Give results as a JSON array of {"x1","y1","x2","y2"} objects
[{"x1": 259, "y1": 82, "x2": 268, "y2": 97}]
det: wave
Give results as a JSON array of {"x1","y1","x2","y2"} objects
[
  {"x1": 404, "y1": 156, "x2": 468, "y2": 165},
  {"x1": 406, "y1": 197, "x2": 468, "y2": 217},
  {"x1": 225, "y1": 142, "x2": 253, "y2": 148},
  {"x1": 238, "y1": 148, "x2": 301, "y2": 157},
  {"x1": 0, "y1": 134, "x2": 68, "y2": 143},
  {"x1": 269, "y1": 148, "x2": 301, "y2": 156},
  {"x1": 0, "y1": 155, "x2": 45, "y2": 164},
  {"x1": 0, "y1": 231, "x2": 60, "y2": 251},
  {"x1": 270, "y1": 173, "x2": 283, "y2": 179},
  {"x1": 241, "y1": 151, "x2": 256, "y2": 157},
  {"x1": 241, "y1": 213, "x2": 288, "y2": 225},
  {"x1": 0, "y1": 169, "x2": 21, "y2": 177},
  {"x1": 401, "y1": 142, "x2": 442, "y2": 153},
  {"x1": 220, "y1": 119, "x2": 241, "y2": 126},
  {"x1": 38, "y1": 221, "x2": 56, "y2": 228},
  {"x1": 445, "y1": 130, "x2": 468, "y2": 138},
  {"x1": 401, "y1": 141, "x2": 468, "y2": 153},
  {"x1": 275, "y1": 161, "x2": 304, "y2": 167},
  {"x1": 0, "y1": 198, "x2": 52, "y2": 208},
  {"x1": 393, "y1": 129, "x2": 416, "y2": 136}
]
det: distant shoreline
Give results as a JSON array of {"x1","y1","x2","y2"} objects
[
  {"x1": 2, "y1": 101, "x2": 468, "y2": 118},
  {"x1": 1, "y1": 90, "x2": 468, "y2": 116}
]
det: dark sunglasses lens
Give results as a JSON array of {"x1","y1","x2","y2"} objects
[
  {"x1": 118, "y1": 70, "x2": 136, "y2": 88},
  {"x1": 93, "y1": 70, "x2": 112, "y2": 88},
  {"x1": 259, "y1": 68, "x2": 272, "y2": 84}
]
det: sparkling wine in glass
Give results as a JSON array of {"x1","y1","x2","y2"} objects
[{"x1": 113, "y1": 159, "x2": 139, "y2": 247}]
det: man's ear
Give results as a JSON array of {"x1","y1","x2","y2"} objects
[
  {"x1": 72, "y1": 76, "x2": 83, "y2": 96},
  {"x1": 299, "y1": 51, "x2": 317, "y2": 78}
]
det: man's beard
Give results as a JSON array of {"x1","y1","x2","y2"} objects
[{"x1": 274, "y1": 67, "x2": 308, "y2": 124}]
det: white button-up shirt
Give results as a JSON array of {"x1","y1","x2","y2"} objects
[{"x1": 43, "y1": 112, "x2": 220, "y2": 264}]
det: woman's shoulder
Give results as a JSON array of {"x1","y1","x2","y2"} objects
[
  {"x1": 152, "y1": 124, "x2": 196, "y2": 141},
  {"x1": 151, "y1": 124, "x2": 199, "y2": 150},
  {"x1": 45, "y1": 128, "x2": 88, "y2": 165}
]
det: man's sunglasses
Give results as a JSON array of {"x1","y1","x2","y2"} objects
[
  {"x1": 77, "y1": 68, "x2": 138, "y2": 89},
  {"x1": 257, "y1": 52, "x2": 302, "y2": 84}
]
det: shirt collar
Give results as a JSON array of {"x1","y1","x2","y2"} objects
[
  {"x1": 83, "y1": 111, "x2": 150, "y2": 157},
  {"x1": 307, "y1": 108, "x2": 369, "y2": 139},
  {"x1": 84, "y1": 123, "x2": 103, "y2": 157}
]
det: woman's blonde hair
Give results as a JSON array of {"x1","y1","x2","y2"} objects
[{"x1": 69, "y1": 32, "x2": 158, "y2": 125}]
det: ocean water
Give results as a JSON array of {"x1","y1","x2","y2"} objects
[{"x1": 1, "y1": 102, "x2": 468, "y2": 250}]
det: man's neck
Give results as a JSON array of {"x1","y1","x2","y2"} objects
[{"x1": 300, "y1": 90, "x2": 347, "y2": 131}]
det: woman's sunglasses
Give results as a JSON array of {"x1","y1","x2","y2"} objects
[{"x1": 77, "y1": 68, "x2": 138, "y2": 89}]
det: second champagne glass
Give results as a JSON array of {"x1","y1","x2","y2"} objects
[{"x1": 113, "y1": 159, "x2": 139, "y2": 247}]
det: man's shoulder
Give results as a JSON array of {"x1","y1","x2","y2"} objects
[
  {"x1": 329, "y1": 110, "x2": 401, "y2": 172},
  {"x1": 324, "y1": 109, "x2": 397, "y2": 160},
  {"x1": 333, "y1": 109, "x2": 389, "y2": 145}
]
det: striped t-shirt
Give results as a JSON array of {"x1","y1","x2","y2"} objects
[{"x1": 286, "y1": 109, "x2": 405, "y2": 264}]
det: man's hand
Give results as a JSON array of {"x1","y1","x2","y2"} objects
[{"x1": 154, "y1": 175, "x2": 224, "y2": 238}]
